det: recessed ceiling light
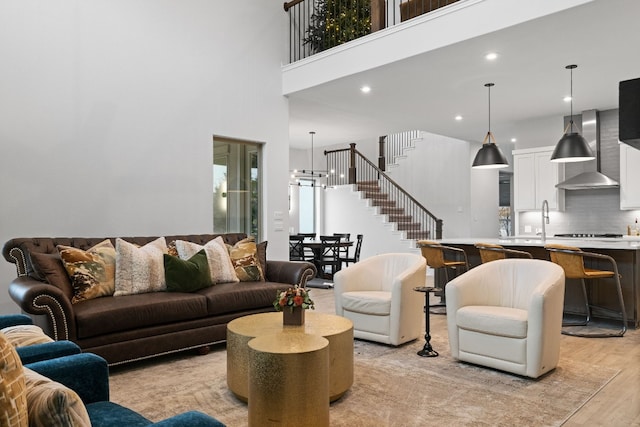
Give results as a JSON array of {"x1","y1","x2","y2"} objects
[
  {"x1": 511, "y1": 138, "x2": 517, "y2": 143},
  {"x1": 360, "y1": 85, "x2": 371, "y2": 93},
  {"x1": 455, "y1": 115, "x2": 463, "y2": 121},
  {"x1": 563, "y1": 96, "x2": 572, "y2": 102},
  {"x1": 485, "y1": 52, "x2": 498, "y2": 61}
]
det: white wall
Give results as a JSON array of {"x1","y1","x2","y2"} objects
[
  {"x1": 387, "y1": 132, "x2": 469, "y2": 237},
  {"x1": 322, "y1": 186, "x2": 419, "y2": 259},
  {"x1": 0, "y1": 0, "x2": 290, "y2": 314}
]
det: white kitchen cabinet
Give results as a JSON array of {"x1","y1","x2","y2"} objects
[
  {"x1": 513, "y1": 146, "x2": 565, "y2": 211},
  {"x1": 620, "y1": 143, "x2": 640, "y2": 210}
]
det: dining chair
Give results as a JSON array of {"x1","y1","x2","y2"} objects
[
  {"x1": 298, "y1": 233, "x2": 316, "y2": 259},
  {"x1": 339, "y1": 234, "x2": 363, "y2": 267},
  {"x1": 333, "y1": 233, "x2": 351, "y2": 266},
  {"x1": 289, "y1": 235, "x2": 305, "y2": 261},
  {"x1": 317, "y1": 236, "x2": 342, "y2": 279}
]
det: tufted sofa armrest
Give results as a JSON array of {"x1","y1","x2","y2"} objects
[
  {"x1": 8, "y1": 275, "x2": 76, "y2": 341},
  {"x1": 265, "y1": 260, "x2": 316, "y2": 287}
]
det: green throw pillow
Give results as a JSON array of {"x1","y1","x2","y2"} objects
[{"x1": 164, "y1": 249, "x2": 212, "y2": 292}]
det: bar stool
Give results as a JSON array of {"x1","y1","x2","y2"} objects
[
  {"x1": 474, "y1": 242, "x2": 533, "y2": 263},
  {"x1": 545, "y1": 243, "x2": 627, "y2": 337},
  {"x1": 416, "y1": 240, "x2": 469, "y2": 314}
]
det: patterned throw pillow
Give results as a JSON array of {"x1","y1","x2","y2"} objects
[
  {"x1": 57, "y1": 240, "x2": 117, "y2": 304},
  {"x1": 114, "y1": 237, "x2": 168, "y2": 296},
  {"x1": 0, "y1": 332, "x2": 28, "y2": 427},
  {"x1": 1, "y1": 325, "x2": 53, "y2": 348},
  {"x1": 226, "y1": 238, "x2": 265, "y2": 282},
  {"x1": 164, "y1": 249, "x2": 212, "y2": 292},
  {"x1": 166, "y1": 240, "x2": 179, "y2": 257},
  {"x1": 23, "y1": 367, "x2": 91, "y2": 427},
  {"x1": 175, "y1": 237, "x2": 239, "y2": 284}
]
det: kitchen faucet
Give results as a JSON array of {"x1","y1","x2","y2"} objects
[{"x1": 541, "y1": 199, "x2": 549, "y2": 242}]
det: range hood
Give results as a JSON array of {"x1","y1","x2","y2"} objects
[{"x1": 555, "y1": 110, "x2": 619, "y2": 190}]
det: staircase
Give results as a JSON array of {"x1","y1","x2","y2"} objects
[
  {"x1": 356, "y1": 180, "x2": 433, "y2": 240},
  {"x1": 325, "y1": 140, "x2": 442, "y2": 244}
]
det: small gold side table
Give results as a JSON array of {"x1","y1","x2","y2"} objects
[{"x1": 248, "y1": 333, "x2": 329, "y2": 427}]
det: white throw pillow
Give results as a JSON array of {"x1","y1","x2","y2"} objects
[
  {"x1": 175, "y1": 237, "x2": 239, "y2": 284},
  {"x1": 114, "y1": 237, "x2": 168, "y2": 296}
]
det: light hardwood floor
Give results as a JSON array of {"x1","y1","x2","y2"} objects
[{"x1": 311, "y1": 284, "x2": 640, "y2": 426}]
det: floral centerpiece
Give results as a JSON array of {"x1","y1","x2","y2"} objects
[
  {"x1": 273, "y1": 285, "x2": 314, "y2": 326},
  {"x1": 274, "y1": 285, "x2": 315, "y2": 312}
]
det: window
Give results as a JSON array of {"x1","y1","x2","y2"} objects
[
  {"x1": 213, "y1": 136, "x2": 262, "y2": 239},
  {"x1": 298, "y1": 180, "x2": 315, "y2": 234}
]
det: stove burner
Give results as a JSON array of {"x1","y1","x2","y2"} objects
[{"x1": 554, "y1": 233, "x2": 623, "y2": 238}]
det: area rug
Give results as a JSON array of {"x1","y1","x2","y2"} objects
[{"x1": 109, "y1": 330, "x2": 619, "y2": 427}]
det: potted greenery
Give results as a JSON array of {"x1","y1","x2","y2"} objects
[{"x1": 304, "y1": 0, "x2": 372, "y2": 54}]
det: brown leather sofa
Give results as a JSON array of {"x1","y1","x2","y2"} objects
[{"x1": 3, "y1": 233, "x2": 316, "y2": 365}]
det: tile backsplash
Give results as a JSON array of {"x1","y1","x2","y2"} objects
[{"x1": 517, "y1": 108, "x2": 640, "y2": 236}]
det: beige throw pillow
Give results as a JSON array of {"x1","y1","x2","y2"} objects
[
  {"x1": 23, "y1": 367, "x2": 91, "y2": 427},
  {"x1": 1, "y1": 325, "x2": 53, "y2": 348},
  {"x1": 114, "y1": 237, "x2": 168, "y2": 296},
  {"x1": 175, "y1": 237, "x2": 239, "y2": 284}
]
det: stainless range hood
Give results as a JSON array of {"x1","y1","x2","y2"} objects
[{"x1": 555, "y1": 110, "x2": 619, "y2": 190}]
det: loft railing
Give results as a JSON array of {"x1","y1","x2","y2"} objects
[
  {"x1": 284, "y1": 0, "x2": 460, "y2": 63},
  {"x1": 384, "y1": 130, "x2": 421, "y2": 167},
  {"x1": 325, "y1": 143, "x2": 443, "y2": 239}
]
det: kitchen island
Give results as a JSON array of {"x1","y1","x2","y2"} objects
[{"x1": 437, "y1": 237, "x2": 640, "y2": 328}]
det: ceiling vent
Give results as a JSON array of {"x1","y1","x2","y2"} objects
[{"x1": 555, "y1": 110, "x2": 619, "y2": 190}]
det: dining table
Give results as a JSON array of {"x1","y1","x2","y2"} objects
[{"x1": 301, "y1": 239, "x2": 353, "y2": 277}]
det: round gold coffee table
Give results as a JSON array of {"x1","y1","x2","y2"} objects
[{"x1": 227, "y1": 311, "x2": 354, "y2": 402}]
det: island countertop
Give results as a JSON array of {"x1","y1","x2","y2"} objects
[
  {"x1": 432, "y1": 237, "x2": 640, "y2": 328},
  {"x1": 437, "y1": 236, "x2": 640, "y2": 251}
]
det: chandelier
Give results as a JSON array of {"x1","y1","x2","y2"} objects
[{"x1": 290, "y1": 131, "x2": 330, "y2": 188}]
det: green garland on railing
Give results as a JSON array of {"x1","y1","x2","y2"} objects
[{"x1": 304, "y1": 0, "x2": 372, "y2": 53}]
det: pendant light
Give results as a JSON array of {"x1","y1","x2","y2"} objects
[
  {"x1": 289, "y1": 131, "x2": 329, "y2": 188},
  {"x1": 472, "y1": 83, "x2": 508, "y2": 169},
  {"x1": 550, "y1": 65, "x2": 595, "y2": 163}
]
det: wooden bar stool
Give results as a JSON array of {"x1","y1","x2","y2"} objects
[
  {"x1": 474, "y1": 242, "x2": 533, "y2": 263},
  {"x1": 545, "y1": 243, "x2": 627, "y2": 337},
  {"x1": 417, "y1": 240, "x2": 469, "y2": 314}
]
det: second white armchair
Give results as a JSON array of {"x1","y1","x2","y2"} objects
[
  {"x1": 446, "y1": 258, "x2": 565, "y2": 378},
  {"x1": 333, "y1": 253, "x2": 426, "y2": 346}
]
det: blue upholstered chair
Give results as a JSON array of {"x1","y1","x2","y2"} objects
[
  {"x1": 25, "y1": 352, "x2": 226, "y2": 426},
  {"x1": 1, "y1": 314, "x2": 224, "y2": 426}
]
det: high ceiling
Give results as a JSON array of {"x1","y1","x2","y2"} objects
[{"x1": 287, "y1": 0, "x2": 640, "y2": 150}]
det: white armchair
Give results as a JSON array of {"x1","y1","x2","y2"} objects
[
  {"x1": 445, "y1": 259, "x2": 565, "y2": 378},
  {"x1": 333, "y1": 253, "x2": 426, "y2": 346}
]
